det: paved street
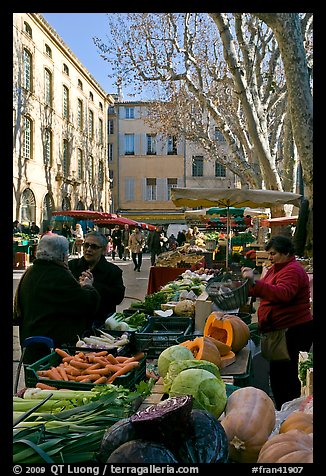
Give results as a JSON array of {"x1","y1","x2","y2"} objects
[{"x1": 13, "y1": 253, "x2": 152, "y2": 393}]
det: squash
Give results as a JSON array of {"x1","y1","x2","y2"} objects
[
  {"x1": 279, "y1": 411, "x2": 313, "y2": 434},
  {"x1": 221, "y1": 386, "x2": 276, "y2": 463},
  {"x1": 257, "y1": 429, "x2": 313, "y2": 463},
  {"x1": 179, "y1": 337, "x2": 222, "y2": 368},
  {"x1": 204, "y1": 312, "x2": 250, "y2": 353},
  {"x1": 204, "y1": 335, "x2": 232, "y2": 356}
]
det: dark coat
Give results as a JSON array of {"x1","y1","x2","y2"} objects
[
  {"x1": 15, "y1": 259, "x2": 100, "y2": 364},
  {"x1": 68, "y1": 255, "x2": 125, "y2": 325}
]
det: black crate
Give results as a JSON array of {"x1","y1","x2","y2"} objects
[
  {"x1": 25, "y1": 349, "x2": 146, "y2": 391},
  {"x1": 134, "y1": 317, "x2": 194, "y2": 359}
]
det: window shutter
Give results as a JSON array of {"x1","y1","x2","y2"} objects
[
  {"x1": 157, "y1": 178, "x2": 166, "y2": 201},
  {"x1": 177, "y1": 138, "x2": 184, "y2": 156},
  {"x1": 177, "y1": 177, "x2": 184, "y2": 187},
  {"x1": 118, "y1": 106, "x2": 124, "y2": 118},
  {"x1": 119, "y1": 133, "x2": 125, "y2": 155},
  {"x1": 135, "y1": 133, "x2": 141, "y2": 155},
  {"x1": 142, "y1": 178, "x2": 147, "y2": 201},
  {"x1": 125, "y1": 178, "x2": 135, "y2": 201},
  {"x1": 156, "y1": 133, "x2": 165, "y2": 155},
  {"x1": 142, "y1": 133, "x2": 147, "y2": 155}
]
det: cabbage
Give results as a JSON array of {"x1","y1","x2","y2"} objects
[
  {"x1": 157, "y1": 345, "x2": 194, "y2": 377},
  {"x1": 163, "y1": 359, "x2": 221, "y2": 394},
  {"x1": 169, "y1": 368, "x2": 227, "y2": 419}
]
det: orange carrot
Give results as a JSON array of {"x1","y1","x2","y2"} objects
[
  {"x1": 64, "y1": 366, "x2": 82, "y2": 377},
  {"x1": 83, "y1": 367, "x2": 113, "y2": 376},
  {"x1": 121, "y1": 352, "x2": 145, "y2": 364},
  {"x1": 69, "y1": 359, "x2": 91, "y2": 370},
  {"x1": 87, "y1": 363, "x2": 102, "y2": 370},
  {"x1": 115, "y1": 356, "x2": 129, "y2": 363},
  {"x1": 93, "y1": 376, "x2": 107, "y2": 384},
  {"x1": 37, "y1": 370, "x2": 50, "y2": 377},
  {"x1": 93, "y1": 350, "x2": 108, "y2": 357},
  {"x1": 62, "y1": 356, "x2": 74, "y2": 363},
  {"x1": 57, "y1": 365, "x2": 69, "y2": 381},
  {"x1": 107, "y1": 361, "x2": 139, "y2": 383},
  {"x1": 55, "y1": 348, "x2": 71, "y2": 360},
  {"x1": 107, "y1": 353, "x2": 119, "y2": 365},
  {"x1": 36, "y1": 382, "x2": 57, "y2": 390}
]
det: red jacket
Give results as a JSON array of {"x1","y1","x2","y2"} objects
[{"x1": 249, "y1": 256, "x2": 312, "y2": 332}]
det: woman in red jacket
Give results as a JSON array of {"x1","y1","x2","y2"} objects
[{"x1": 242, "y1": 234, "x2": 313, "y2": 410}]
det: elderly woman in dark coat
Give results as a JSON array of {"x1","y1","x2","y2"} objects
[{"x1": 14, "y1": 234, "x2": 100, "y2": 366}]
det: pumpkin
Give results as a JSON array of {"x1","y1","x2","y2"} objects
[
  {"x1": 204, "y1": 312, "x2": 250, "y2": 353},
  {"x1": 257, "y1": 429, "x2": 313, "y2": 463},
  {"x1": 204, "y1": 335, "x2": 232, "y2": 356},
  {"x1": 279, "y1": 411, "x2": 313, "y2": 434},
  {"x1": 221, "y1": 386, "x2": 276, "y2": 463},
  {"x1": 179, "y1": 337, "x2": 222, "y2": 368}
]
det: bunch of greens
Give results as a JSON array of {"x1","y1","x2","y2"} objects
[
  {"x1": 298, "y1": 352, "x2": 313, "y2": 387},
  {"x1": 130, "y1": 291, "x2": 171, "y2": 315}
]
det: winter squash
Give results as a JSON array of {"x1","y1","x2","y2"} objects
[
  {"x1": 179, "y1": 337, "x2": 222, "y2": 368},
  {"x1": 221, "y1": 386, "x2": 276, "y2": 463},
  {"x1": 257, "y1": 429, "x2": 313, "y2": 463},
  {"x1": 204, "y1": 312, "x2": 250, "y2": 353},
  {"x1": 204, "y1": 335, "x2": 232, "y2": 356},
  {"x1": 279, "y1": 411, "x2": 313, "y2": 434}
]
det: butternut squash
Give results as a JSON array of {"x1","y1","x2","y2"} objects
[
  {"x1": 221, "y1": 386, "x2": 276, "y2": 463},
  {"x1": 257, "y1": 429, "x2": 313, "y2": 463}
]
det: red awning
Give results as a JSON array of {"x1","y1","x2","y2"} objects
[
  {"x1": 93, "y1": 217, "x2": 140, "y2": 227},
  {"x1": 260, "y1": 216, "x2": 298, "y2": 227},
  {"x1": 52, "y1": 210, "x2": 118, "y2": 220}
]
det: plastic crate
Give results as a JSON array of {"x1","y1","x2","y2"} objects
[
  {"x1": 25, "y1": 349, "x2": 146, "y2": 391},
  {"x1": 135, "y1": 317, "x2": 194, "y2": 358},
  {"x1": 225, "y1": 384, "x2": 241, "y2": 397}
]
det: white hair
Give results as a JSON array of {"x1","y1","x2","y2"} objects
[{"x1": 36, "y1": 234, "x2": 69, "y2": 262}]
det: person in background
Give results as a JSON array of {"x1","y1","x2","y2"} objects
[
  {"x1": 29, "y1": 221, "x2": 40, "y2": 235},
  {"x1": 168, "y1": 234, "x2": 178, "y2": 251},
  {"x1": 14, "y1": 234, "x2": 100, "y2": 366},
  {"x1": 13, "y1": 220, "x2": 22, "y2": 234},
  {"x1": 62, "y1": 223, "x2": 72, "y2": 239},
  {"x1": 147, "y1": 225, "x2": 164, "y2": 266},
  {"x1": 177, "y1": 230, "x2": 187, "y2": 247},
  {"x1": 241, "y1": 234, "x2": 313, "y2": 410},
  {"x1": 72, "y1": 223, "x2": 84, "y2": 257},
  {"x1": 69, "y1": 231, "x2": 125, "y2": 327},
  {"x1": 121, "y1": 223, "x2": 131, "y2": 260},
  {"x1": 111, "y1": 225, "x2": 123, "y2": 260},
  {"x1": 41, "y1": 225, "x2": 54, "y2": 238},
  {"x1": 128, "y1": 226, "x2": 145, "y2": 272}
]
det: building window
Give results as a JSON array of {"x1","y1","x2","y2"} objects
[
  {"x1": 215, "y1": 161, "x2": 226, "y2": 177},
  {"x1": 214, "y1": 127, "x2": 225, "y2": 142},
  {"x1": 147, "y1": 134, "x2": 156, "y2": 155},
  {"x1": 63, "y1": 63, "x2": 69, "y2": 75},
  {"x1": 24, "y1": 21, "x2": 32, "y2": 38},
  {"x1": 99, "y1": 118, "x2": 103, "y2": 145},
  {"x1": 62, "y1": 139, "x2": 69, "y2": 176},
  {"x1": 88, "y1": 110, "x2": 94, "y2": 139},
  {"x1": 108, "y1": 143, "x2": 113, "y2": 162},
  {"x1": 63, "y1": 85, "x2": 69, "y2": 120},
  {"x1": 44, "y1": 129, "x2": 52, "y2": 166},
  {"x1": 44, "y1": 69, "x2": 52, "y2": 106},
  {"x1": 167, "y1": 135, "x2": 177, "y2": 155},
  {"x1": 192, "y1": 156, "x2": 204, "y2": 176},
  {"x1": 99, "y1": 161, "x2": 104, "y2": 189},
  {"x1": 88, "y1": 156, "x2": 94, "y2": 181},
  {"x1": 99, "y1": 102, "x2": 103, "y2": 111},
  {"x1": 108, "y1": 105, "x2": 115, "y2": 114},
  {"x1": 77, "y1": 99, "x2": 83, "y2": 129},
  {"x1": 167, "y1": 178, "x2": 178, "y2": 200},
  {"x1": 89, "y1": 91, "x2": 94, "y2": 101},
  {"x1": 146, "y1": 178, "x2": 157, "y2": 201},
  {"x1": 125, "y1": 107, "x2": 134, "y2": 119},
  {"x1": 23, "y1": 116, "x2": 32, "y2": 159},
  {"x1": 77, "y1": 148, "x2": 83, "y2": 179},
  {"x1": 125, "y1": 134, "x2": 134, "y2": 155},
  {"x1": 78, "y1": 79, "x2": 83, "y2": 90},
  {"x1": 108, "y1": 119, "x2": 114, "y2": 135},
  {"x1": 45, "y1": 44, "x2": 52, "y2": 58},
  {"x1": 23, "y1": 48, "x2": 32, "y2": 91}
]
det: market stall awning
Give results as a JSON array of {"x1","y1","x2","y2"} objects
[
  {"x1": 206, "y1": 207, "x2": 245, "y2": 217},
  {"x1": 52, "y1": 210, "x2": 117, "y2": 220},
  {"x1": 260, "y1": 216, "x2": 298, "y2": 227},
  {"x1": 93, "y1": 217, "x2": 140, "y2": 227}
]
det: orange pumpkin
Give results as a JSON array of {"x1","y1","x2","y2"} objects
[
  {"x1": 179, "y1": 336, "x2": 222, "y2": 368},
  {"x1": 257, "y1": 429, "x2": 313, "y2": 463},
  {"x1": 204, "y1": 312, "x2": 250, "y2": 353},
  {"x1": 279, "y1": 411, "x2": 313, "y2": 434}
]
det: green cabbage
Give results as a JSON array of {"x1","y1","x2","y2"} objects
[
  {"x1": 157, "y1": 345, "x2": 194, "y2": 377},
  {"x1": 163, "y1": 359, "x2": 221, "y2": 394},
  {"x1": 169, "y1": 368, "x2": 227, "y2": 419}
]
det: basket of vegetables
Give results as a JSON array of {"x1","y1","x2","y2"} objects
[{"x1": 206, "y1": 273, "x2": 249, "y2": 311}]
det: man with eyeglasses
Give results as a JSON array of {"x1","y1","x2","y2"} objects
[{"x1": 68, "y1": 231, "x2": 125, "y2": 327}]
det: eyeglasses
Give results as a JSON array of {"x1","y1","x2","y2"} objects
[{"x1": 83, "y1": 242, "x2": 102, "y2": 250}]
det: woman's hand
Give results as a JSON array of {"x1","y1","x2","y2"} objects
[
  {"x1": 79, "y1": 270, "x2": 94, "y2": 287},
  {"x1": 241, "y1": 266, "x2": 255, "y2": 285}
]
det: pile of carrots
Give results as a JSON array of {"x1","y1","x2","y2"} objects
[{"x1": 35, "y1": 348, "x2": 145, "y2": 390}]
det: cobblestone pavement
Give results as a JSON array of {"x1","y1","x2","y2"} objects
[{"x1": 13, "y1": 253, "x2": 152, "y2": 393}]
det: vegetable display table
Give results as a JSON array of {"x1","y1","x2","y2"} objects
[
  {"x1": 147, "y1": 267, "x2": 189, "y2": 295},
  {"x1": 220, "y1": 347, "x2": 253, "y2": 388}
]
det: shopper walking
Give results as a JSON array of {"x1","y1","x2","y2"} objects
[
  {"x1": 121, "y1": 224, "x2": 131, "y2": 260},
  {"x1": 128, "y1": 226, "x2": 145, "y2": 272},
  {"x1": 111, "y1": 225, "x2": 123, "y2": 260},
  {"x1": 147, "y1": 225, "x2": 164, "y2": 266}
]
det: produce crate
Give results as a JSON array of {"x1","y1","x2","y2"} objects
[
  {"x1": 25, "y1": 350, "x2": 146, "y2": 391},
  {"x1": 134, "y1": 317, "x2": 194, "y2": 358}
]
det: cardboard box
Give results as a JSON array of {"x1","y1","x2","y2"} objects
[{"x1": 195, "y1": 291, "x2": 213, "y2": 332}]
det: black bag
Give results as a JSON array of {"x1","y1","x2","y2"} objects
[{"x1": 260, "y1": 329, "x2": 290, "y2": 361}]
